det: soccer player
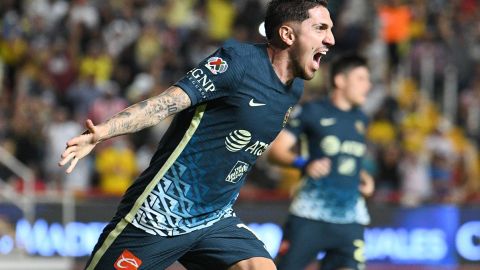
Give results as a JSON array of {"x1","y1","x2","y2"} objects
[
  {"x1": 58, "y1": 1, "x2": 334, "y2": 269},
  {"x1": 268, "y1": 54, "x2": 374, "y2": 270}
]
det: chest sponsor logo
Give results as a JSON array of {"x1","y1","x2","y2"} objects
[
  {"x1": 225, "y1": 161, "x2": 250, "y2": 183},
  {"x1": 320, "y1": 135, "x2": 366, "y2": 157},
  {"x1": 114, "y1": 249, "x2": 142, "y2": 270},
  {"x1": 320, "y1": 118, "x2": 336, "y2": 127},
  {"x1": 225, "y1": 130, "x2": 252, "y2": 152},
  {"x1": 249, "y1": 99, "x2": 266, "y2": 107},
  {"x1": 205, "y1": 57, "x2": 228, "y2": 75},
  {"x1": 188, "y1": 68, "x2": 216, "y2": 93},
  {"x1": 225, "y1": 130, "x2": 269, "y2": 156}
]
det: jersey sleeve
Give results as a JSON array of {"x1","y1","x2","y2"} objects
[
  {"x1": 285, "y1": 104, "x2": 309, "y2": 137},
  {"x1": 174, "y1": 46, "x2": 245, "y2": 106}
]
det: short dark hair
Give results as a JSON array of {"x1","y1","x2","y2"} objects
[
  {"x1": 265, "y1": 0, "x2": 329, "y2": 41},
  {"x1": 330, "y1": 54, "x2": 368, "y2": 88}
]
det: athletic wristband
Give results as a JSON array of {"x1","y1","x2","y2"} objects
[{"x1": 292, "y1": 156, "x2": 308, "y2": 169}]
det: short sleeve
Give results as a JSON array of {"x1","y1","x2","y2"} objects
[
  {"x1": 285, "y1": 104, "x2": 308, "y2": 137},
  {"x1": 174, "y1": 46, "x2": 245, "y2": 106}
]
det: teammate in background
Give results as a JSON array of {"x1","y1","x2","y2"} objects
[
  {"x1": 58, "y1": 1, "x2": 334, "y2": 269},
  {"x1": 268, "y1": 54, "x2": 374, "y2": 270}
]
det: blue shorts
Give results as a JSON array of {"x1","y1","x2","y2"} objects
[
  {"x1": 276, "y1": 215, "x2": 366, "y2": 270},
  {"x1": 85, "y1": 216, "x2": 271, "y2": 270}
]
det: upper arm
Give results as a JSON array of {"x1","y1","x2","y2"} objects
[
  {"x1": 174, "y1": 46, "x2": 245, "y2": 106},
  {"x1": 270, "y1": 129, "x2": 298, "y2": 152},
  {"x1": 268, "y1": 129, "x2": 298, "y2": 164}
]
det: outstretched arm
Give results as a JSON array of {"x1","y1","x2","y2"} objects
[{"x1": 59, "y1": 86, "x2": 191, "y2": 173}]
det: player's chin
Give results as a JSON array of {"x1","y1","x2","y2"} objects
[{"x1": 301, "y1": 68, "x2": 317, "y2": 80}]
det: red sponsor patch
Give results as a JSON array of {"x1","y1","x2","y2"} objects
[{"x1": 114, "y1": 249, "x2": 142, "y2": 270}]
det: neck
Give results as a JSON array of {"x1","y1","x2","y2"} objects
[
  {"x1": 330, "y1": 89, "x2": 353, "y2": 111},
  {"x1": 266, "y1": 44, "x2": 295, "y2": 85}
]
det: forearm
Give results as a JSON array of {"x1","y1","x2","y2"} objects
[
  {"x1": 359, "y1": 170, "x2": 375, "y2": 197},
  {"x1": 96, "y1": 86, "x2": 191, "y2": 141},
  {"x1": 268, "y1": 149, "x2": 298, "y2": 167}
]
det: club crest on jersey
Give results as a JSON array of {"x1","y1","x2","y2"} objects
[
  {"x1": 205, "y1": 57, "x2": 228, "y2": 75},
  {"x1": 355, "y1": 121, "x2": 365, "y2": 134},
  {"x1": 283, "y1": 107, "x2": 293, "y2": 127}
]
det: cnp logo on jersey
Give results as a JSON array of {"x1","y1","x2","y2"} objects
[
  {"x1": 114, "y1": 249, "x2": 142, "y2": 270},
  {"x1": 205, "y1": 57, "x2": 228, "y2": 75}
]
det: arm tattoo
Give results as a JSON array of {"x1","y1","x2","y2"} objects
[
  {"x1": 167, "y1": 103, "x2": 178, "y2": 114},
  {"x1": 103, "y1": 86, "x2": 191, "y2": 138}
]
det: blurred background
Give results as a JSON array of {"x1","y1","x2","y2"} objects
[{"x1": 0, "y1": 0, "x2": 479, "y2": 269}]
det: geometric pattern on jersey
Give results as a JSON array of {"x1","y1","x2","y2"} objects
[
  {"x1": 132, "y1": 161, "x2": 235, "y2": 236},
  {"x1": 290, "y1": 181, "x2": 370, "y2": 225},
  {"x1": 287, "y1": 99, "x2": 370, "y2": 225}
]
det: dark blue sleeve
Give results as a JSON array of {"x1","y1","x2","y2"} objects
[
  {"x1": 174, "y1": 46, "x2": 245, "y2": 106},
  {"x1": 285, "y1": 104, "x2": 309, "y2": 137}
]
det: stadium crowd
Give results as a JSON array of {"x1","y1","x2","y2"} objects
[{"x1": 0, "y1": 0, "x2": 479, "y2": 206}]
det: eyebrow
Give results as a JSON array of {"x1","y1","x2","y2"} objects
[{"x1": 313, "y1": 23, "x2": 333, "y2": 29}]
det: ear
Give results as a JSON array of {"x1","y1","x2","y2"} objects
[
  {"x1": 334, "y1": 74, "x2": 346, "y2": 89},
  {"x1": 278, "y1": 25, "x2": 296, "y2": 46}
]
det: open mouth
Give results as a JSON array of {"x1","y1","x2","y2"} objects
[{"x1": 313, "y1": 51, "x2": 326, "y2": 69}]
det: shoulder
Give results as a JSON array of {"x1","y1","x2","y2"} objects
[
  {"x1": 296, "y1": 99, "x2": 323, "y2": 116},
  {"x1": 305, "y1": 98, "x2": 329, "y2": 112},
  {"x1": 221, "y1": 39, "x2": 263, "y2": 58}
]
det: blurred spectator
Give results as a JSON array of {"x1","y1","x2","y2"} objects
[
  {"x1": 424, "y1": 120, "x2": 456, "y2": 202},
  {"x1": 399, "y1": 146, "x2": 431, "y2": 207},
  {"x1": 66, "y1": 74, "x2": 101, "y2": 121},
  {"x1": 45, "y1": 38, "x2": 77, "y2": 100},
  {"x1": 459, "y1": 65, "x2": 480, "y2": 145},
  {"x1": 377, "y1": 0, "x2": 411, "y2": 73},
  {"x1": 79, "y1": 41, "x2": 113, "y2": 85},
  {"x1": 87, "y1": 81, "x2": 128, "y2": 124},
  {"x1": 206, "y1": 0, "x2": 236, "y2": 41},
  {"x1": 95, "y1": 138, "x2": 138, "y2": 195},
  {"x1": 374, "y1": 143, "x2": 401, "y2": 202},
  {"x1": 44, "y1": 107, "x2": 91, "y2": 191},
  {"x1": 367, "y1": 106, "x2": 397, "y2": 147}
]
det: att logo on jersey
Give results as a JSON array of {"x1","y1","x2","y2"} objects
[{"x1": 225, "y1": 130, "x2": 269, "y2": 156}]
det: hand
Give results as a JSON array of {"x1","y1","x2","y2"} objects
[
  {"x1": 305, "y1": 158, "x2": 331, "y2": 179},
  {"x1": 58, "y1": 119, "x2": 101, "y2": 174},
  {"x1": 359, "y1": 170, "x2": 375, "y2": 197}
]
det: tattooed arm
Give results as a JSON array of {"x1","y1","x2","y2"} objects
[{"x1": 59, "y1": 86, "x2": 191, "y2": 173}]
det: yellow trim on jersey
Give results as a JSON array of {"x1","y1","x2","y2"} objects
[{"x1": 86, "y1": 104, "x2": 207, "y2": 270}]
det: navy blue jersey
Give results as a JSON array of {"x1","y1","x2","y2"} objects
[
  {"x1": 115, "y1": 40, "x2": 303, "y2": 236},
  {"x1": 287, "y1": 98, "x2": 370, "y2": 224}
]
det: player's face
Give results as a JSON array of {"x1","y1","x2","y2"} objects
[
  {"x1": 292, "y1": 6, "x2": 335, "y2": 80},
  {"x1": 344, "y1": 66, "x2": 371, "y2": 106}
]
